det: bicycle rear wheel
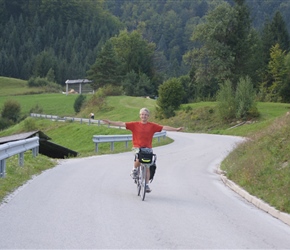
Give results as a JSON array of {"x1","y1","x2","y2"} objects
[{"x1": 140, "y1": 165, "x2": 147, "y2": 201}]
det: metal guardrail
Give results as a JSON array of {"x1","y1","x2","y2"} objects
[
  {"x1": 0, "y1": 137, "x2": 39, "y2": 178},
  {"x1": 92, "y1": 131, "x2": 167, "y2": 152},
  {"x1": 30, "y1": 113, "x2": 101, "y2": 125}
]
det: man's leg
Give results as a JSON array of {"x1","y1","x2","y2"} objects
[
  {"x1": 145, "y1": 167, "x2": 152, "y2": 192},
  {"x1": 131, "y1": 158, "x2": 140, "y2": 179}
]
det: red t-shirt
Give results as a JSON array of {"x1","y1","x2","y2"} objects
[{"x1": 126, "y1": 122, "x2": 163, "y2": 148}]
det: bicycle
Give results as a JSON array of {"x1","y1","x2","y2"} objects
[{"x1": 134, "y1": 148, "x2": 157, "y2": 201}]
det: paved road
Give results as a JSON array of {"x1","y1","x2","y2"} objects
[{"x1": 0, "y1": 132, "x2": 290, "y2": 249}]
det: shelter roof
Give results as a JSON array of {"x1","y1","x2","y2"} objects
[{"x1": 65, "y1": 79, "x2": 92, "y2": 84}]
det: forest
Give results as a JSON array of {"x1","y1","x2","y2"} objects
[{"x1": 1, "y1": 0, "x2": 290, "y2": 105}]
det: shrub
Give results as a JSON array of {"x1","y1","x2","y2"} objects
[
  {"x1": 27, "y1": 77, "x2": 48, "y2": 87},
  {"x1": 0, "y1": 117, "x2": 13, "y2": 130},
  {"x1": 74, "y1": 94, "x2": 86, "y2": 113},
  {"x1": 235, "y1": 76, "x2": 257, "y2": 119},
  {"x1": 27, "y1": 77, "x2": 62, "y2": 93},
  {"x1": 29, "y1": 104, "x2": 43, "y2": 114},
  {"x1": 102, "y1": 84, "x2": 123, "y2": 96},
  {"x1": 217, "y1": 77, "x2": 258, "y2": 122},
  {"x1": 1, "y1": 99, "x2": 21, "y2": 122},
  {"x1": 86, "y1": 89, "x2": 107, "y2": 111},
  {"x1": 216, "y1": 80, "x2": 236, "y2": 121},
  {"x1": 23, "y1": 118, "x2": 37, "y2": 131},
  {"x1": 157, "y1": 78, "x2": 185, "y2": 118}
]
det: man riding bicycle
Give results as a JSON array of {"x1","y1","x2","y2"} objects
[{"x1": 102, "y1": 107, "x2": 183, "y2": 193}]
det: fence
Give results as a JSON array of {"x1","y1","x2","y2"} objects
[
  {"x1": 30, "y1": 113, "x2": 101, "y2": 125},
  {"x1": 92, "y1": 131, "x2": 167, "y2": 152},
  {"x1": 0, "y1": 137, "x2": 39, "y2": 178}
]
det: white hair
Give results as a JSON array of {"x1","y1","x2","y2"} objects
[{"x1": 139, "y1": 107, "x2": 150, "y2": 115}]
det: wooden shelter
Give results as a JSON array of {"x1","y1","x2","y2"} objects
[{"x1": 65, "y1": 79, "x2": 93, "y2": 95}]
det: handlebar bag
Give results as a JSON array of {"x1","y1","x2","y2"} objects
[{"x1": 138, "y1": 147, "x2": 153, "y2": 163}]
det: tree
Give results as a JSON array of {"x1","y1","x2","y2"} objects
[
  {"x1": 32, "y1": 49, "x2": 57, "y2": 79},
  {"x1": 87, "y1": 40, "x2": 123, "y2": 91},
  {"x1": 46, "y1": 68, "x2": 55, "y2": 82},
  {"x1": 185, "y1": 0, "x2": 253, "y2": 96},
  {"x1": 263, "y1": 44, "x2": 287, "y2": 102},
  {"x1": 281, "y1": 51, "x2": 290, "y2": 101},
  {"x1": 156, "y1": 77, "x2": 185, "y2": 118},
  {"x1": 270, "y1": 11, "x2": 290, "y2": 52},
  {"x1": 111, "y1": 29, "x2": 156, "y2": 80},
  {"x1": 122, "y1": 71, "x2": 154, "y2": 96},
  {"x1": 261, "y1": 11, "x2": 290, "y2": 70},
  {"x1": 231, "y1": 0, "x2": 253, "y2": 84}
]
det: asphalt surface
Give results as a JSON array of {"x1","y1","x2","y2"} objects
[{"x1": 0, "y1": 132, "x2": 290, "y2": 249}]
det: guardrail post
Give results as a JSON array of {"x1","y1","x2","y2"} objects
[
  {"x1": 32, "y1": 147, "x2": 38, "y2": 157},
  {"x1": 19, "y1": 152, "x2": 24, "y2": 166},
  {"x1": 0, "y1": 160, "x2": 6, "y2": 178},
  {"x1": 95, "y1": 143, "x2": 99, "y2": 153},
  {"x1": 110, "y1": 142, "x2": 114, "y2": 151},
  {"x1": 125, "y1": 141, "x2": 128, "y2": 148}
]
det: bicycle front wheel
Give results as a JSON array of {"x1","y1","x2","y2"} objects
[{"x1": 140, "y1": 165, "x2": 147, "y2": 201}]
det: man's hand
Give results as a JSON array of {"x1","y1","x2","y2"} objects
[{"x1": 102, "y1": 119, "x2": 110, "y2": 125}]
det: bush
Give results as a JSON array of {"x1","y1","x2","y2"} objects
[
  {"x1": 27, "y1": 77, "x2": 48, "y2": 87},
  {"x1": 216, "y1": 80, "x2": 236, "y2": 121},
  {"x1": 29, "y1": 104, "x2": 43, "y2": 114},
  {"x1": 157, "y1": 78, "x2": 185, "y2": 118},
  {"x1": 217, "y1": 77, "x2": 258, "y2": 121},
  {"x1": 0, "y1": 117, "x2": 14, "y2": 130},
  {"x1": 102, "y1": 84, "x2": 123, "y2": 96},
  {"x1": 235, "y1": 76, "x2": 257, "y2": 119},
  {"x1": 27, "y1": 77, "x2": 62, "y2": 93},
  {"x1": 74, "y1": 94, "x2": 86, "y2": 113},
  {"x1": 1, "y1": 99, "x2": 21, "y2": 122},
  {"x1": 23, "y1": 117, "x2": 37, "y2": 131},
  {"x1": 86, "y1": 89, "x2": 107, "y2": 111}
]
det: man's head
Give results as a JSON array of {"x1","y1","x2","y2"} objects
[{"x1": 139, "y1": 108, "x2": 149, "y2": 123}]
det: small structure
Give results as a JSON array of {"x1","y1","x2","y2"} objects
[{"x1": 65, "y1": 79, "x2": 93, "y2": 95}]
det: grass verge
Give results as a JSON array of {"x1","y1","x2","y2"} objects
[{"x1": 221, "y1": 114, "x2": 290, "y2": 213}]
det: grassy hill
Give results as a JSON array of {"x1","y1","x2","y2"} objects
[
  {"x1": 0, "y1": 76, "x2": 47, "y2": 96},
  {"x1": 0, "y1": 77, "x2": 290, "y2": 214}
]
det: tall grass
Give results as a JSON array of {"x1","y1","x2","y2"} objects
[{"x1": 221, "y1": 114, "x2": 290, "y2": 213}]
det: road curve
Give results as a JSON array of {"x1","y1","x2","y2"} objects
[{"x1": 0, "y1": 132, "x2": 290, "y2": 249}]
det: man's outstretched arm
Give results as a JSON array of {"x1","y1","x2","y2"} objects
[
  {"x1": 102, "y1": 119, "x2": 126, "y2": 127},
  {"x1": 162, "y1": 125, "x2": 183, "y2": 132}
]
